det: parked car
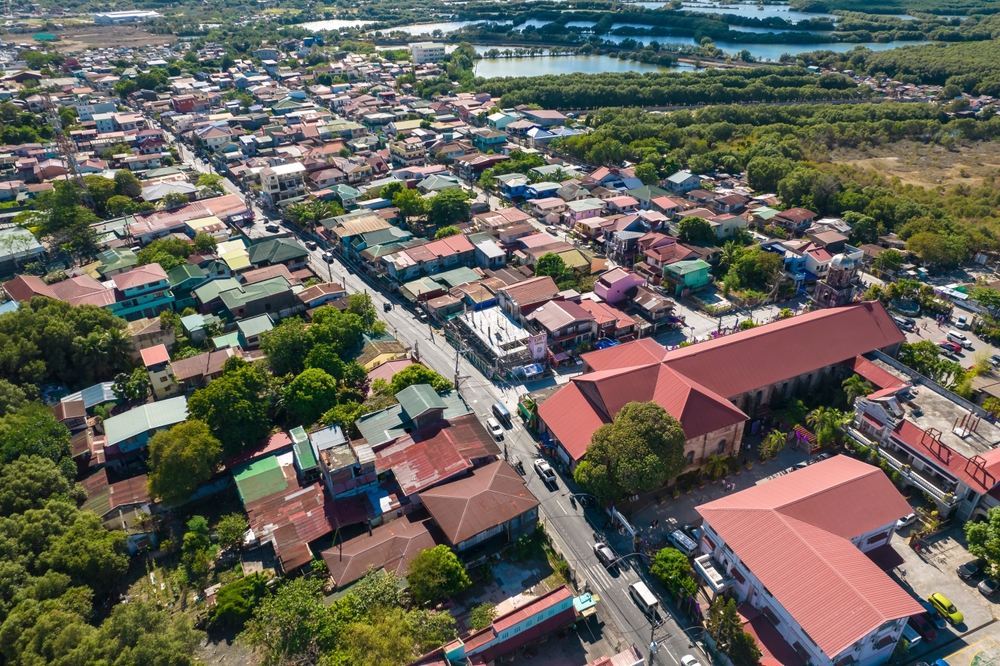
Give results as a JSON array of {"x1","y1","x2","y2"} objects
[
  {"x1": 908, "y1": 614, "x2": 938, "y2": 642},
  {"x1": 934, "y1": 660, "x2": 952, "y2": 666},
  {"x1": 264, "y1": 223, "x2": 279, "y2": 233},
  {"x1": 947, "y1": 331, "x2": 973, "y2": 349},
  {"x1": 681, "y1": 656, "x2": 703, "y2": 666},
  {"x1": 978, "y1": 578, "x2": 999, "y2": 598},
  {"x1": 928, "y1": 593, "x2": 964, "y2": 625},
  {"x1": 939, "y1": 341, "x2": 962, "y2": 355},
  {"x1": 594, "y1": 542, "x2": 615, "y2": 568},
  {"x1": 545, "y1": 225, "x2": 559, "y2": 235},
  {"x1": 991, "y1": 354, "x2": 1000, "y2": 367},
  {"x1": 918, "y1": 600, "x2": 947, "y2": 629},
  {"x1": 893, "y1": 316, "x2": 914, "y2": 331},
  {"x1": 487, "y1": 417, "x2": 504, "y2": 441},
  {"x1": 304, "y1": 240, "x2": 318, "y2": 250},
  {"x1": 534, "y1": 458, "x2": 557, "y2": 486},
  {"x1": 322, "y1": 251, "x2": 334, "y2": 263},
  {"x1": 955, "y1": 316, "x2": 970, "y2": 330},
  {"x1": 957, "y1": 560, "x2": 980, "y2": 580},
  {"x1": 896, "y1": 513, "x2": 917, "y2": 529}
]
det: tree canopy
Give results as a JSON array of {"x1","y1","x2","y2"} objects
[
  {"x1": 574, "y1": 401, "x2": 687, "y2": 503},
  {"x1": 146, "y1": 420, "x2": 222, "y2": 505},
  {"x1": 188, "y1": 358, "x2": 271, "y2": 456},
  {"x1": 388, "y1": 364, "x2": 453, "y2": 394},
  {"x1": 406, "y1": 546, "x2": 471, "y2": 606}
]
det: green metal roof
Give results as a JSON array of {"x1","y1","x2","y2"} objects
[
  {"x1": 103, "y1": 396, "x2": 188, "y2": 447},
  {"x1": 289, "y1": 426, "x2": 317, "y2": 471},
  {"x1": 355, "y1": 389, "x2": 470, "y2": 447},
  {"x1": 247, "y1": 237, "x2": 309, "y2": 266},
  {"x1": 434, "y1": 267, "x2": 481, "y2": 289},
  {"x1": 397, "y1": 384, "x2": 447, "y2": 420},
  {"x1": 220, "y1": 276, "x2": 291, "y2": 310},
  {"x1": 168, "y1": 263, "x2": 207, "y2": 286},
  {"x1": 96, "y1": 248, "x2": 137, "y2": 276},
  {"x1": 666, "y1": 259, "x2": 711, "y2": 276},
  {"x1": 237, "y1": 313, "x2": 274, "y2": 338},
  {"x1": 194, "y1": 277, "x2": 241, "y2": 304},
  {"x1": 213, "y1": 332, "x2": 241, "y2": 349},
  {"x1": 233, "y1": 455, "x2": 288, "y2": 505}
]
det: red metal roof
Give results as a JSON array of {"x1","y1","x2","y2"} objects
[
  {"x1": 845, "y1": 356, "x2": 909, "y2": 392},
  {"x1": 321, "y1": 514, "x2": 436, "y2": 588},
  {"x1": 493, "y1": 585, "x2": 574, "y2": 631},
  {"x1": 662, "y1": 302, "x2": 904, "y2": 399},
  {"x1": 890, "y1": 420, "x2": 998, "y2": 493},
  {"x1": 140, "y1": 343, "x2": 170, "y2": 367},
  {"x1": 419, "y1": 461, "x2": 539, "y2": 546},
  {"x1": 374, "y1": 422, "x2": 474, "y2": 496},
  {"x1": 697, "y1": 456, "x2": 923, "y2": 658},
  {"x1": 246, "y1": 483, "x2": 333, "y2": 572}
]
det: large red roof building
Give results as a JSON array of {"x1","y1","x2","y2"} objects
[
  {"x1": 537, "y1": 302, "x2": 904, "y2": 470},
  {"x1": 696, "y1": 455, "x2": 922, "y2": 666}
]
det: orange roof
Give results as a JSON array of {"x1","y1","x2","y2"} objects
[
  {"x1": 698, "y1": 456, "x2": 922, "y2": 658},
  {"x1": 890, "y1": 420, "x2": 999, "y2": 493},
  {"x1": 140, "y1": 343, "x2": 170, "y2": 367}
]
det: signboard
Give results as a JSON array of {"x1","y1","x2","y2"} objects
[{"x1": 529, "y1": 333, "x2": 547, "y2": 361}]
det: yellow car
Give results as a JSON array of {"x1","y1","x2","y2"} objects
[{"x1": 928, "y1": 593, "x2": 964, "y2": 625}]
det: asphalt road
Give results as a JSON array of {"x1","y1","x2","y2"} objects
[{"x1": 163, "y1": 131, "x2": 706, "y2": 663}]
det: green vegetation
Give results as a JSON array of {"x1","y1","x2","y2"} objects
[
  {"x1": 469, "y1": 602, "x2": 497, "y2": 630},
  {"x1": 210, "y1": 573, "x2": 271, "y2": 631},
  {"x1": 188, "y1": 357, "x2": 272, "y2": 456},
  {"x1": 239, "y1": 570, "x2": 458, "y2": 666},
  {"x1": 707, "y1": 597, "x2": 764, "y2": 666},
  {"x1": 388, "y1": 364, "x2": 453, "y2": 394},
  {"x1": 650, "y1": 547, "x2": 698, "y2": 598},
  {"x1": 146, "y1": 420, "x2": 223, "y2": 506},
  {"x1": 406, "y1": 545, "x2": 472, "y2": 606},
  {"x1": 574, "y1": 401, "x2": 687, "y2": 503}
]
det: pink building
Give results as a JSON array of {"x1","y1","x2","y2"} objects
[{"x1": 593, "y1": 267, "x2": 646, "y2": 304}]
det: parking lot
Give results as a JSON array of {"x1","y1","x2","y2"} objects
[{"x1": 892, "y1": 525, "x2": 999, "y2": 665}]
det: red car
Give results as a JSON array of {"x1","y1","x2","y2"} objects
[
  {"x1": 909, "y1": 613, "x2": 938, "y2": 642},
  {"x1": 939, "y1": 341, "x2": 962, "y2": 354}
]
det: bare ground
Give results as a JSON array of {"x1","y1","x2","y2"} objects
[
  {"x1": 830, "y1": 140, "x2": 1000, "y2": 189},
  {"x1": 50, "y1": 24, "x2": 175, "y2": 52}
]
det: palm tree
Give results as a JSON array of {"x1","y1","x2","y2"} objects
[
  {"x1": 842, "y1": 375, "x2": 874, "y2": 404},
  {"x1": 704, "y1": 453, "x2": 728, "y2": 480},
  {"x1": 718, "y1": 240, "x2": 741, "y2": 271},
  {"x1": 103, "y1": 326, "x2": 132, "y2": 374},
  {"x1": 286, "y1": 200, "x2": 340, "y2": 231},
  {"x1": 762, "y1": 430, "x2": 786, "y2": 459}
]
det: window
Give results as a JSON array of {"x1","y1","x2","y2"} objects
[
  {"x1": 686, "y1": 451, "x2": 694, "y2": 466},
  {"x1": 717, "y1": 440, "x2": 727, "y2": 455}
]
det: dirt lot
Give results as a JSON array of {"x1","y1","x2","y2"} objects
[
  {"x1": 47, "y1": 24, "x2": 175, "y2": 52},
  {"x1": 831, "y1": 140, "x2": 1000, "y2": 189}
]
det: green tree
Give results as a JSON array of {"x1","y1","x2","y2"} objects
[
  {"x1": 211, "y1": 573, "x2": 271, "y2": 631},
  {"x1": 285, "y1": 368, "x2": 339, "y2": 426},
  {"x1": 746, "y1": 156, "x2": 793, "y2": 193},
  {"x1": 707, "y1": 597, "x2": 762, "y2": 666},
  {"x1": 434, "y1": 226, "x2": 461, "y2": 239},
  {"x1": 906, "y1": 231, "x2": 966, "y2": 266},
  {"x1": 188, "y1": 359, "x2": 270, "y2": 456},
  {"x1": 112, "y1": 367, "x2": 151, "y2": 402},
  {"x1": 304, "y1": 343, "x2": 345, "y2": 380},
  {"x1": 406, "y1": 546, "x2": 470, "y2": 606},
  {"x1": 352, "y1": 568, "x2": 409, "y2": 616},
  {"x1": 972, "y1": 287, "x2": 1000, "y2": 310},
  {"x1": 106, "y1": 194, "x2": 136, "y2": 217},
  {"x1": 573, "y1": 401, "x2": 686, "y2": 503},
  {"x1": 260, "y1": 317, "x2": 310, "y2": 376},
  {"x1": 340, "y1": 607, "x2": 415, "y2": 666},
  {"x1": 0, "y1": 379, "x2": 27, "y2": 416},
  {"x1": 216, "y1": 513, "x2": 249, "y2": 552},
  {"x1": 136, "y1": 237, "x2": 192, "y2": 271},
  {"x1": 388, "y1": 364, "x2": 453, "y2": 394},
  {"x1": 534, "y1": 252, "x2": 565, "y2": 279},
  {"x1": 965, "y1": 506, "x2": 1000, "y2": 572},
  {"x1": 346, "y1": 293, "x2": 385, "y2": 335},
  {"x1": 44, "y1": 512, "x2": 129, "y2": 593},
  {"x1": 842, "y1": 375, "x2": 874, "y2": 404},
  {"x1": 239, "y1": 577, "x2": 339, "y2": 665},
  {"x1": 677, "y1": 216, "x2": 717, "y2": 244},
  {"x1": 113, "y1": 169, "x2": 142, "y2": 199},
  {"x1": 0, "y1": 403, "x2": 71, "y2": 473},
  {"x1": 0, "y1": 455, "x2": 82, "y2": 516},
  {"x1": 161, "y1": 191, "x2": 191, "y2": 209},
  {"x1": 634, "y1": 162, "x2": 659, "y2": 186},
  {"x1": 392, "y1": 188, "x2": 428, "y2": 222},
  {"x1": 193, "y1": 231, "x2": 218, "y2": 253},
  {"x1": 469, "y1": 603, "x2": 497, "y2": 630},
  {"x1": 427, "y1": 189, "x2": 470, "y2": 227},
  {"x1": 97, "y1": 599, "x2": 203, "y2": 665},
  {"x1": 83, "y1": 175, "x2": 117, "y2": 216},
  {"x1": 146, "y1": 420, "x2": 222, "y2": 506},
  {"x1": 650, "y1": 547, "x2": 697, "y2": 598},
  {"x1": 196, "y1": 173, "x2": 226, "y2": 194}
]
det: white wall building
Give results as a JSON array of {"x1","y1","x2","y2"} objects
[
  {"x1": 260, "y1": 162, "x2": 307, "y2": 207},
  {"x1": 696, "y1": 456, "x2": 922, "y2": 666},
  {"x1": 410, "y1": 42, "x2": 446, "y2": 64}
]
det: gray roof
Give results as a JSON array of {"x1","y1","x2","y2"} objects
[
  {"x1": 666, "y1": 170, "x2": 696, "y2": 184},
  {"x1": 309, "y1": 424, "x2": 347, "y2": 452},
  {"x1": 61, "y1": 381, "x2": 116, "y2": 409},
  {"x1": 103, "y1": 396, "x2": 188, "y2": 447},
  {"x1": 0, "y1": 227, "x2": 44, "y2": 262},
  {"x1": 355, "y1": 389, "x2": 470, "y2": 447}
]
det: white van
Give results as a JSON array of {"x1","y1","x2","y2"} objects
[
  {"x1": 901, "y1": 623, "x2": 922, "y2": 648},
  {"x1": 669, "y1": 529, "x2": 698, "y2": 557},
  {"x1": 947, "y1": 331, "x2": 972, "y2": 348},
  {"x1": 629, "y1": 581, "x2": 659, "y2": 616}
]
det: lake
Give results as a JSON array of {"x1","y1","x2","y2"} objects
[
  {"x1": 300, "y1": 19, "x2": 375, "y2": 30},
  {"x1": 303, "y1": 19, "x2": 512, "y2": 34},
  {"x1": 472, "y1": 53, "x2": 697, "y2": 77},
  {"x1": 626, "y1": 1, "x2": 837, "y2": 22}
]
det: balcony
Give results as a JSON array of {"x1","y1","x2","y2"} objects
[{"x1": 846, "y1": 427, "x2": 960, "y2": 506}]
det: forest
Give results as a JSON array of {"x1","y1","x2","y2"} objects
[
  {"x1": 552, "y1": 103, "x2": 1000, "y2": 265},
  {"x1": 474, "y1": 66, "x2": 869, "y2": 108}
]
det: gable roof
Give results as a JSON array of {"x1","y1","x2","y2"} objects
[
  {"x1": 103, "y1": 396, "x2": 188, "y2": 447},
  {"x1": 698, "y1": 456, "x2": 922, "y2": 658},
  {"x1": 420, "y1": 461, "x2": 539, "y2": 546},
  {"x1": 112, "y1": 264, "x2": 168, "y2": 291},
  {"x1": 321, "y1": 514, "x2": 436, "y2": 589},
  {"x1": 247, "y1": 237, "x2": 309, "y2": 265}
]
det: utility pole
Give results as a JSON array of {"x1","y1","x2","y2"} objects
[{"x1": 453, "y1": 346, "x2": 468, "y2": 395}]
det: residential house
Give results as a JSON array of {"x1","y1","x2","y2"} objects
[
  {"x1": 773, "y1": 207, "x2": 818, "y2": 236},
  {"x1": 665, "y1": 170, "x2": 701, "y2": 193},
  {"x1": 498, "y1": 276, "x2": 561, "y2": 322},
  {"x1": 109, "y1": 264, "x2": 176, "y2": 322},
  {"x1": 247, "y1": 237, "x2": 310, "y2": 271},
  {"x1": 662, "y1": 259, "x2": 712, "y2": 297},
  {"x1": 563, "y1": 198, "x2": 605, "y2": 225},
  {"x1": 526, "y1": 300, "x2": 595, "y2": 352},
  {"x1": 170, "y1": 348, "x2": 235, "y2": 390},
  {"x1": 125, "y1": 316, "x2": 175, "y2": 362},
  {"x1": 260, "y1": 162, "x2": 307, "y2": 207},
  {"x1": 237, "y1": 314, "x2": 275, "y2": 349},
  {"x1": 594, "y1": 267, "x2": 645, "y2": 304},
  {"x1": 219, "y1": 276, "x2": 297, "y2": 320},
  {"x1": 141, "y1": 344, "x2": 181, "y2": 399},
  {"x1": 103, "y1": 396, "x2": 188, "y2": 456},
  {"x1": 578, "y1": 298, "x2": 636, "y2": 341},
  {"x1": 632, "y1": 285, "x2": 676, "y2": 333}
]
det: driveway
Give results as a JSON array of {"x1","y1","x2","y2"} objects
[{"x1": 893, "y1": 526, "x2": 999, "y2": 665}]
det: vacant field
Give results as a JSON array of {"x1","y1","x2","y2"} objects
[
  {"x1": 831, "y1": 140, "x2": 1000, "y2": 189},
  {"x1": 49, "y1": 24, "x2": 175, "y2": 52}
]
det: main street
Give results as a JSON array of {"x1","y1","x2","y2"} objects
[{"x1": 165, "y1": 135, "x2": 707, "y2": 664}]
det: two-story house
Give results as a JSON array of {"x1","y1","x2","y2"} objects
[
  {"x1": 218, "y1": 276, "x2": 298, "y2": 321},
  {"x1": 526, "y1": 300, "x2": 595, "y2": 353},
  {"x1": 103, "y1": 396, "x2": 188, "y2": 458},
  {"x1": 110, "y1": 264, "x2": 176, "y2": 321}
]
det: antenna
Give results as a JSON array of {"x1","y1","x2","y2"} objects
[{"x1": 42, "y1": 93, "x2": 92, "y2": 207}]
